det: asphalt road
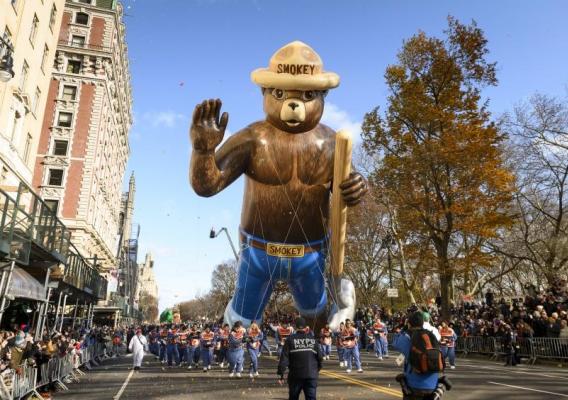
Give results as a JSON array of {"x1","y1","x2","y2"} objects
[{"x1": 54, "y1": 349, "x2": 568, "y2": 400}]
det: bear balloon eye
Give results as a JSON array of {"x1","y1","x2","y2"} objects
[
  {"x1": 272, "y1": 89, "x2": 285, "y2": 100},
  {"x1": 302, "y1": 91, "x2": 315, "y2": 101}
]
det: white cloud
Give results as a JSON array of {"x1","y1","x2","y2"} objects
[
  {"x1": 322, "y1": 102, "x2": 362, "y2": 143},
  {"x1": 143, "y1": 111, "x2": 187, "y2": 128}
]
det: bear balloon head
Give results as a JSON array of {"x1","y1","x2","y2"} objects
[
  {"x1": 251, "y1": 40, "x2": 339, "y2": 134},
  {"x1": 262, "y1": 88, "x2": 327, "y2": 134}
]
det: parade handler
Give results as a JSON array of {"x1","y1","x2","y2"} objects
[
  {"x1": 189, "y1": 41, "x2": 367, "y2": 330},
  {"x1": 128, "y1": 328, "x2": 147, "y2": 371}
]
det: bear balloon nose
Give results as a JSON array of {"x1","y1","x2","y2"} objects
[{"x1": 288, "y1": 102, "x2": 299, "y2": 111}]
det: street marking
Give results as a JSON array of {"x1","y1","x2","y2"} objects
[
  {"x1": 488, "y1": 381, "x2": 568, "y2": 397},
  {"x1": 321, "y1": 370, "x2": 402, "y2": 398},
  {"x1": 458, "y1": 362, "x2": 568, "y2": 381},
  {"x1": 113, "y1": 368, "x2": 135, "y2": 400}
]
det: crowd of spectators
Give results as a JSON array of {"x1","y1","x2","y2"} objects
[
  {"x1": 0, "y1": 324, "x2": 120, "y2": 399},
  {"x1": 377, "y1": 278, "x2": 568, "y2": 340}
]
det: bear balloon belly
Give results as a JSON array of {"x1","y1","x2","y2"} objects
[{"x1": 241, "y1": 177, "x2": 330, "y2": 243}]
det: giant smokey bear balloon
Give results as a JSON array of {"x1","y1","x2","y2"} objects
[{"x1": 189, "y1": 41, "x2": 367, "y2": 330}]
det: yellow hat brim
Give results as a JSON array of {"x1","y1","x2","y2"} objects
[{"x1": 250, "y1": 68, "x2": 340, "y2": 90}]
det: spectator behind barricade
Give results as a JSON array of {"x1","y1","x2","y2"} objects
[
  {"x1": 559, "y1": 320, "x2": 568, "y2": 338},
  {"x1": 9, "y1": 331, "x2": 26, "y2": 369},
  {"x1": 515, "y1": 321, "x2": 534, "y2": 338},
  {"x1": 547, "y1": 313, "x2": 561, "y2": 338}
]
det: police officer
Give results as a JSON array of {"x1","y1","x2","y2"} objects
[{"x1": 277, "y1": 317, "x2": 323, "y2": 400}]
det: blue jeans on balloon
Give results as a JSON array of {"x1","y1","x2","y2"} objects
[{"x1": 229, "y1": 231, "x2": 327, "y2": 324}]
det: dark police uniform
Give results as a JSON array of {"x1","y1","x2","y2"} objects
[{"x1": 277, "y1": 327, "x2": 323, "y2": 400}]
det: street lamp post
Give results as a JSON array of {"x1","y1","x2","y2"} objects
[
  {"x1": 0, "y1": 35, "x2": 15, "y2": 82},
  {"x1": 209, "y1": 227, "x2": 238, "y2": 261}
]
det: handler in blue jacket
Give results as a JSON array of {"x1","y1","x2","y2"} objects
[{"x1": 393, "y1": 311, "x2": 439, "y2": 398}]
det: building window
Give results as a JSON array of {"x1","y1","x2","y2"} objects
[
  {"x1": 71, "y1": 35, "x2": 85, "y2": 47},
  {"x1": 48, "y1": 169, "x2": 64, "y2": 186},
  {"x1": 19, "y1": 61, "x2": 29, "y2": 91},
  {"x1": 57, "y1": 112, "x2": 73, "y2": 128},
  {"x1": 41, "y1": 44, "x2": 49, "y2": 73},
  {"x1": 66, "y1": 59, "x2": 81, "y2": 74},
  {"x1": 44, "y1": 199, "x2": 59, "y2": 214},
  {"x1": 49, "y1": 4, "x2": 57, "y2": 31},
  {"x1": 78, "y1": 0, "x2": 92, "y2": 3},
  {"x1": 29, "y1": 14, "x2": 39, "y2": 46},
  {"x1": 10, "y1": 110, "x2": 21, "y2": 142},
  {"x1": 53, "y1": 140, "x2": 69, "y2": 156},
  {"x1": 75, "y1": 12, "x2": 89, "y2": 25},
  {"x1": 32, "y1": 87, "x2": 41, "y2": 114},
  {"x1": 61, "y1": 85, "x2": 77, "y2": 101},
  {"x1": 23, "y1": 133, "x2": 32, "y2": 162}
]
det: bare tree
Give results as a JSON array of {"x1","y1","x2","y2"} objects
[
  {"x1": 344, "y1": 188, "x2": 389, "y2": 306},
  {"x1": 210, "y1": 259, "x2": 238, "y2": 314},
  {"x1": 502, "y1": 93, "x2": 568, "y2": 285}
]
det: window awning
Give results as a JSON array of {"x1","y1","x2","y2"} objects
[{"x1": 7, "y1": 267, "x2": 46, "y2": 302}]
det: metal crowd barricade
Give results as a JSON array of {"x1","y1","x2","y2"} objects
[
  {"x1": 11, "y1": 364, "x2": 38, "y2": 400},
  {"x1": 3, "y1": 340, "x2": 116, "y2": 399},
  {"x1": 36, "y1": 358, "x2": 56, "y2": 388},
  {"x1": 531, "y1": 337, "x2": 568, "y2": 362},
  {"x1": 491, "y1": 337, "x2": 507, "y2": 360},
  {"x1": 472, "y1": 336, "x2": 496, "y2": 356},
  {"x1": 454, "y1": 337, "x2": 466, "y2": 355},
  {"x1": 513, "y1": 337, "x2": 536, "y2": 364},
  {"x1": 0, "y1": 370, "x2": 14, "y2": 400},
  {"x1": 390, "y1": 334, "x2": 567, "y2": 365}
]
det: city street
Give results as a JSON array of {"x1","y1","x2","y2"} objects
[{"x1": 55, "y1": 350, "x2": 568, "y2": 400}]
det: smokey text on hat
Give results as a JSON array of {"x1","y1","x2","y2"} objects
[{"x1": 277, "y1": 64, "x2": 316, "y2": 76}]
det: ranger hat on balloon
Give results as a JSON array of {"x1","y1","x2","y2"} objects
[{"x1": 251, "y1": 41, "x2": 340, "y2": 90}]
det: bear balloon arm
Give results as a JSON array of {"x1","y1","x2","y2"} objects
[
  {"x1": 338, "y1": 171, "x2": 368, "y2": 207},
  {"x1": 189, "y1": 127, "x2": 252, "y2": 197}
]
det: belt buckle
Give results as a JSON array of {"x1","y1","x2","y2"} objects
[{"x1": 267, "y1": 243, "x2": 305, "y2": 258}]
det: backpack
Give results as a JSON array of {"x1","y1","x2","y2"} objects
[{"x1": 409, "y1": 329, "x2": 444, "y2": 374}]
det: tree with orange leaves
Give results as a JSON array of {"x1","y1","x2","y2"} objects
[{"x1": 362, "y1": 17, "x2": 515, "y2": 318}]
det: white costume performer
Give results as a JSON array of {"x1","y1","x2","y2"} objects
[{"x1": 128, "y1": 331, "x2": 147, "y2": 369}]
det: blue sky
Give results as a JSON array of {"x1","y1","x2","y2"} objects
[{"x1": 120, "y1": 0, "x2": 568, "y2": 311}]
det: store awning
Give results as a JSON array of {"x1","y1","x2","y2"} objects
[{"x1": 7, "y1": 267, "x2": 46, "y2": 301}]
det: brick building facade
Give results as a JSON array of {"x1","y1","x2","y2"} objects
[{"x1": 33, "y1": 0, "x2": 132, "y2": 275}]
